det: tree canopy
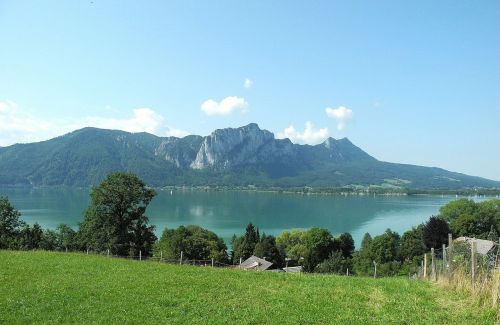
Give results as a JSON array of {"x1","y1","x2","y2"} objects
[
  {"x1": 78, "y1": 172, "x2": 157, "y2": 256},
  {"x1": 0, "y1": 197, "x2": 24, "y2": 249},
  {"x1": 154, "y1": 225, "x2": 228, "y2": 263}
]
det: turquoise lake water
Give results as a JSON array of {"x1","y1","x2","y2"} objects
[{"x1": 0, "y1": 188, "x2": 487, "y2": 246}]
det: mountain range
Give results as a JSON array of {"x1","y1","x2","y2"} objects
[{"x1": 0, "y1": 123, "x2": 498, "y2": 189}]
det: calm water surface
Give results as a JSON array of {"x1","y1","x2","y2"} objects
[{"x1": 0, "y1": 188, "x2": 487, "y2": 246}]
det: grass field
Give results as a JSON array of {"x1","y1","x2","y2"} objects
[{"x1": 0, "y1": 251, "x2": 497, "y2": 324}]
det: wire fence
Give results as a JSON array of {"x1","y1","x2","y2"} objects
[
  {"x1": 415, "y1": 235, "x2": 499, "y2": 282},
  {"x1": 81, "y1": 249, "x2": 235, "y2": 268},
  {"x1": 414, "y1": 235, "x2": 500, "y2": 308}
]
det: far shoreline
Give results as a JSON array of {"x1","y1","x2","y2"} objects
[{"x1": 2, "y1": 184, "x2": 500, "y2": 197}]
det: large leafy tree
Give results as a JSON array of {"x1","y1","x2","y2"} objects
[
  {"x1": 337, "y1": 232, "x2": 355, "y2": 258},
  {"x1": 0, "y1": 197, "x2": 25, "y2": 249},
  {"x1": 301, "y1": 227, "x2": 334, "y2": 272},
  {"x1": 354, "y1": 229, "x2": 401, "y2": 276},
  {"x1": 438, "y1": 199, "x2": 500, "y2": 239},
  {"x1": 399, "y1": 225, "x2": 426, "y2": 261},
  {"x1": 423, "y1": 216, "x2": 450, "y2": 249},
  {"x1": 78, "y1": 172, "x2": 157, "y2": 256},
  {"x1": 154, "y1": 225, "x2": 228, "y2": 263}
]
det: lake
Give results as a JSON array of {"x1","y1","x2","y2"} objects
[{"x1": 0, "y1": 188, "x2": 487, "y2": 247}]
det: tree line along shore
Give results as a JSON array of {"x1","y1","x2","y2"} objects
[{"x1": 1, "y1": 172, "x2": 499, "y2": 278}]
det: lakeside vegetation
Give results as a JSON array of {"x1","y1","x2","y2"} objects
[
  {"x1": 1, "y1": 172, "x2": 499, "y2": 322},
  {"x1": 1, "y1": 173, "x2": 499, "y2": 276},
  {"x1": 0, "y1": 250, "x2": 497, "y2": 324}
]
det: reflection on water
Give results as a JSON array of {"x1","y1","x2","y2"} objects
[{"x1": 0, "y1": 188, "x2": 487, "y2": 246}]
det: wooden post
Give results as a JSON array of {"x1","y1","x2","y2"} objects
[
  {"x1": 442, "y1": 243, "x2": 446, "y2": 274},
  {"x1": 139, "y1": 250, "x2": 142, "y2": 261},
  {"x1": 211, "y1": 258, "x2": 214, "y2": 267},
  {"x1": 471, "y1": 241, "x2": 477, "y2": 284},
  {"x1": 431, "y1": 248, "x2": 436, "y2": 281},
  {"x1": 107, "y1": 249, "x2": 110, "y2": 257},
  {"x1": 448, "y1": 233, "x2": 453, "y2": 277},
  {"x1": 160, "y1": 251, "x2": 163, "y2": 262},
  {"x1": 180, "y1": 251, "x2": 183, "y2": 265},
  {"x1": 86, "y1": 248, "x2": 89, "y2": 255},
  {"x1": 423, "y1": 253, "x2": 427, "y2": 279},
  {"x1": 65, "y1": 247, "x2": 68, "y2": 253},
  {"x1": 239, "y1": 257, "x2": 242, "y2": 269},
  {"x1": 346, "y1": 268, "x2": 349, "y2": 276},
  {"x1": 495, "y1": 238, "x2": 499, "y2": 269},
  {"x1": 373, "y1": 261, "x2": 377, "y2": 278}
]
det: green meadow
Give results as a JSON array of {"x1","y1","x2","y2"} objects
[{"x1": 0, "y1": 251, "x2": 496, "y2": 324}]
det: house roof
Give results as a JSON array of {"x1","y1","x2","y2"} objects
[
  {"x1": 283, "y1": 266, "x2": 302, "y2": 273},
  {"x1": 455, "y1": 237, "x2": 496, "y2": 255},
  {"x1": 240, "y1": 255, "x2": 273, "y2": 271}
]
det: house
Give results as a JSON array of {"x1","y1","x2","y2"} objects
[
  {"x1": 240, "y1": 255, "x2": 273, "y2": 271},
  {"x1": 454, "y1": 237, "x2": 496, "y2": 255}
]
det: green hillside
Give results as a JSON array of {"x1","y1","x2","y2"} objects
[
  {"x1": 1, "y1": 126, "x2": 499, "y2": 189},
  {"x1": 0, "y1": 251, "x2": 496, "y2": 324}
]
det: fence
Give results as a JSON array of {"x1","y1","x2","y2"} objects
[
  {"x1": 415, "y1": 234, "x2": 500, "y2": 307},
  {"x1": 83, "y1": 249, "x2": 234, "y2": 268},
  {"x1": 415, "y1": 234, "x2": 499, "y2": 282}
]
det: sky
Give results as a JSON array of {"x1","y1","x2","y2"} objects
[{"x1": 0, "y1": 1, "x2": 499, "y2": 180}]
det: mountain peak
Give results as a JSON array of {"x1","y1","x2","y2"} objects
[{"x1": 1, "y1": 124, "x2": 499, "y2": 188}]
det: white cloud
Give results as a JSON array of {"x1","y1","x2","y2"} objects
[
  {"x1": 200, "y1": 96, "x2": 248, "y2": 116},
  {"x1": 325, "y1": 106, "x2": 353, "y2": 130},
  {"x1": 277, "y1": 122, "x2": 329, "y2": 145},
  {"x1": 78, "y1": 108, "x2": 164, "y2": 134},
  {"x1": 244, "y1": 78, "x2": 253, "y2": 89},
  {"x1": 0, "y1": 101, "x2": 189, "y2": 146},
  {"x1": 165, "y1": 128, "x2": 190, "y2": 138}
]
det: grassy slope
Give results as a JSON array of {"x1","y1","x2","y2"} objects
[{"x1": 0, "y1": 251, "x2": 496, "y2": 324}]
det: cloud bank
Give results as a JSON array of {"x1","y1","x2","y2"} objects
[
  {"x1": 0, "y1": 101, "x2": 189, "y2": 146},
  {"x1": 200, "y1": 96, "x2": 248, "y2": 116},
  {"x1": 277, "y1": 122, "x2": 329, "y2": 145},
  {"x1": 325, "y1": 106, "x2": 353, "y2": 130}
]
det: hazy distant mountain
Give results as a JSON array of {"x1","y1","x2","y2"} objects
[{"x1": 0, "y1": 123, "x2": 498, "y2": 189}]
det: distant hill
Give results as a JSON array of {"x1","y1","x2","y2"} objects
[{"x1": 0, "y1": 123, "x2": 498, "y2": 189}]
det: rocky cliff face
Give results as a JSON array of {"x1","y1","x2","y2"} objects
[{"x1": 190, "y1": 123, "x2": 275, "y2": 169}]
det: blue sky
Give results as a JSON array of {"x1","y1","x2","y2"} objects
[{"x1": 0, "y1": 1, "x2": 499, "y2": 180}]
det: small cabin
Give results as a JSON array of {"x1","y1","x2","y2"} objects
[
  {"x1": 240, "y1": 255, "x2": 273, "y2": 271},
  {"x1": 454, "y1": 237, "x2": 496, "y2": 255}
]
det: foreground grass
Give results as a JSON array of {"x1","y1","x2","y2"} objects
[{"x1": 0, "y1": 251, "x2": 497, "y2": 324}]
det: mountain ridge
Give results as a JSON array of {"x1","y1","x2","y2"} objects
[{"x1": 0, "y1": 124, "x2": 498, "y2": 189}]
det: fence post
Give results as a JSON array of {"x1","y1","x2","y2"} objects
[
  {"x1": 139, "y1": 250, "x2": 142, "y2": 261},
  {"x1": 495, "y1": 237, "x2": 499, "y2": 269},
  {"x1": 448, "y1": 233, "x2": 453, "y2": 278},
  {"x1": 86, "y1": 248, "x2": 89, "y2": 255},
  {"x1": 471, "y1": 240, "x2": 477, "y2": 284},
  {"x1": 239, "y1": 257, "x2": 242, "y2": 269},
  {"x1": 423, "y1": 253, "x2": 427, "y2": 279},
  {"x1": 180, "y1": 251, "x2": 183, "y2": 265},
  {"x1": 346, "y1": 268, "x2": 349, "y2": 276},
  {"x1": 160, "y1": 251, "x2": 163, "y2": 262},
  {"x1": 66, "y1": 247, "x2": 68, "y2": 253},
  {"x1": 431, "y1": 248, "x2": 436, "y2": 281},
  {"x1": 442, "y1": 243, "x2": 446, "y2": 275},
  {"x1": 211, "y1": 258, "x2": 214, "y2": 267},
  {"x1": 373, "y1": 261, "x2": 377, "y2": 278},
  {"x1": 107, "y1": 249, "x2": 110, "y2": 257}
]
